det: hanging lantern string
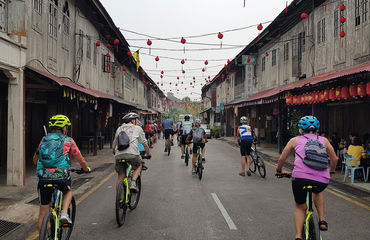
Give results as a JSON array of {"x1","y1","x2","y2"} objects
[
  {"x1": 139, "y1": 51, "x2": 230, "y2": 62},
  {"x1": 145, "y1": 64, "x2": 225, "y2": 72},
  {"x1": 128, "y1": 45, "x2": 244, "y2": 52}
]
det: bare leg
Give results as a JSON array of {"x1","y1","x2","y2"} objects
[
  {"x1": 192, "y1": 154, "x2": 196, "y2": 168},
  {"x1": 116, "y1": 173, "x2": 125, "y2": 190},
  {"x1": 181, "y1": 144, "x2": 185, "y2": 156},
  {"x1": 132, "y1": 165, "x2": 142, "y2": 180},
  {"x1": 246, "y1": 155, "x2": 251, "y2": 171},
  {"x1": 38, "y1": 205, "x2": 51, "y2": 233},
  {"x1": 313, "y1": 192, "x2": 325, "y2": 222},
  {"x1": 294, "y1": 203, "x2": 307, "y2": 239},
  {"x1": 201, "y1": 147, "x2": 205, "y2": 157},
  {"x1": 62, "y1": 189, "x2": 72, "y2": 213},
  {"x1": 241, "y1": 156, "x2": 246, "y2": 172}
]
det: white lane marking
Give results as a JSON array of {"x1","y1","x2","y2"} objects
[{"x1": 211, "y1": 193, "x2": 237, "y2": 230}]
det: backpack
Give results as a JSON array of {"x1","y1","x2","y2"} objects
[
  {"x1": 117, "y1": 128, "x2": 130, "y2": 151},
  {"x1": 39, "y1": 134, "x2": 67, "y2": 168},
  {"x1": 296, "y1": 136, "x2": 329, "y2": 170},
  {"x1": 192, "y1": 129, "x2": 203, "y2": 143}
]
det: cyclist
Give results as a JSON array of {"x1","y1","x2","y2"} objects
[
  {"x1": 113, "y1": 112, "x2": 151, "y2": 192},
  {"x1": 162, "y1": 114, "x2": 175, "y2": 152},
  {"x1": 276, "y1": 116, "x2": 337, "y2": 240},
  {"x1": 144, "y1": 120, "x2": 154, "y2": 148},
  {"x1": 237, "y1": 116, "x2": 256, "y2": 177},
  {"x1": 32, "y1": 114, "x2": 90, "y2": 232},
  {"x1": 180, "y1": 115, "x2": 193, "y2": 159},
  {"x1": 186, "y1": 119, "x2": 207, "y2": 175}
]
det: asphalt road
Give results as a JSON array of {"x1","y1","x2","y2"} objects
[{"x1": 70, "y1": 138, "x2": 370, "y2": 240}]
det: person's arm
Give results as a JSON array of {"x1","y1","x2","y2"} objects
[
  {"x1": 276, "y1": 137, "x2": 296, "y2": 173},
  {"x1": 70, "y1": 139, "x2": 90, "y2": 172},
  {"x1": 203, "y1": 129, "x2": 207, "y2": 143},
  {"x1": 236, "y1": 128, "x2": 240, "y2": 144},
  {"x1": 112, "y1": 127, "x2": 120, "y2": 153},
  {"x1": 33, "y1": 153, "x2": 39, "y2": 165},
  {"x1": 324, "y1": 138, "x2": 338, "y2": 172}
]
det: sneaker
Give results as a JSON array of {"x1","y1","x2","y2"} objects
[
  {"x1": 60, "y1": 211, "x2": 72, "y2": 225},
  {"x1": 239, "y1": 172, "x2": 245, "y2": 176},
  {"x1": 170, "y1": 141, "x2": 174, "y2": 146},
  {"x1": 202, "y1": 158, "x2": 206, "y2": 163},
  {"x1": 192, "y1": 168, "x2": 196, "y2": 175},
  {"x1": 164, "y1": 147, "x2": 167, "y2": 152},
  {"x1": 130, "y1": 182, "x2": 138, "y2": 192},
  {"x1": 181, "y1": 155, "x2": 185, "y2": 159},
  {"x1": 247, "y1": 170, "x2": 251, "y2": 176}
]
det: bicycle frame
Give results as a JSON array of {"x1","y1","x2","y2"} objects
[
  {"x1": 49, "y1": 185, "x2": 63, "y2": 240},
  {"x1": 118, "y1": 160, "x2": 133, "y2": 204},
  {"x1": 304, "y1": 186, "x2": 314, "y2": 239}
]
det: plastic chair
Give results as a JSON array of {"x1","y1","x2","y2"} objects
[
  {"x1": 365, "y1": 167, "x2": 370, "y2": 182},
  {"x1": 339, "y1": 150, "x2": 345, "y2": 173},
  {"x1": 343, "y1": 154, "x2": 365, "y2": 184}
]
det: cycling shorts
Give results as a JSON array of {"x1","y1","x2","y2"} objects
[
  {"x1": 164, "y1": 129, "x2": 174, "y2": 139},
  {"x1": 180, "y1": 134, "x2": 189, "y2": 145},
  {"x1": 192, "y1": 142, "x2": 205, "y2": 153},
  {"x1": 38, "y1": 178, "x2": 71, "y2": 205},
  {"x1": 292, "y1": 178, "x2": 328, "y2": 204},
  {"x1": 115, "y1": 153, "x2": 142, "y2": 173},
  {"x1": 240, "y1": 141, "x2": 252, "y2": 156},
  {"x1": 145, "y1": 132, "x2": 153, "y2": 139}
]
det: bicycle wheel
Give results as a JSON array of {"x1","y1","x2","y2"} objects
[
  {"x1": 185, "y1": 148, "x2": 189, "y2": 166},
  {"x1": 168, "y1": 144, "x2": 171, "y2": 156},
  {"x1": 39, "y1": 212, "x2": 55, "y2": 240},
  {"x1": 249, "y1": 153, "x2": 257, "y2": 173},
  {"x1": 148, "y1": 138, "x2": 152, "y2": 148},
  {"x1": 129, "y1": 176, "x2": 141, "y2": 210},
  {"x1": 308, "y1": 215, "x2": 321, "y2": 240},
  {"x1": 197, "y1": 153, "x2": 203, "y2": 180},
  {"x1": 115, "y1": 181, "x2": 127, "y2": 227},
  {"x1": 257, "y1": 157, "x2": 266, "y2": 178},
  {"x1": 59, "y1": 197, "x2": 76, "y2": 240}
]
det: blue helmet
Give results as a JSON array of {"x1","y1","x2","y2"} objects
[{"x1": 298, "y1": 116, "x2": 320, "y2": 130}]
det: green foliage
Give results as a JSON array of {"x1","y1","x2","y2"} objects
[
  {"x1": 288, "y1": 109, "x2": 305, "y2": 137},
  {"x1": 211, "y1": 126, "x2": 223, "y2": 138}
]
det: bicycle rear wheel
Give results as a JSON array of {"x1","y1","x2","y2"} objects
[
  {"x1": 168, "y1": 144, "x2": 171, "y2": 156},
  {"x1": 249, "y1": 154, "x2": 257, "y2": 173},
  {"x1": 39, "y1": 212, "x2": 55, "y2": 240},
  {"x1": 129, "y1": 176, "x2": 141, "y2": 210},
  {"x1": 115, "y1": 181, "x2": 127, "y2": 227},
  {"x1": 185, "y1": 148, "x2": 189, "y2": 166},
  {"x1": 257, "y1": 157, "x2": 266, "y2": 178},
  {"x1": 197, "y1": 153, "x2": 203, "y2": 180},
  {"x1": 59, "y1": 197, "x2": 76, "y2": 240}
]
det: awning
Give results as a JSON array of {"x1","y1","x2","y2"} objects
[
  {"x1": 230, "y1": 62, "x2": 370, "y2": 106},
  {"x1": 200, "y1": 107, "x2": 214, "y2": 114}
]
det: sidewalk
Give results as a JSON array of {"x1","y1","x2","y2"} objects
[
  {"x1": 0, "y1": 145, "x2": 116, "y2": 239},
  {"x1": 218, "y1": 136, "x2": 370, "y2": 199}
]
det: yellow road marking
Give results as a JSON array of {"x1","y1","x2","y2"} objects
[
  {"x1": 26, "y1": 171, "x2": 116, "y2": 240},
  {"x1": 228, "y1": 142, "x2": 370, "y2": 211}
]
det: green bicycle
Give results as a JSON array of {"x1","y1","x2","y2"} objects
[
  {"x1": 277, "y1": 173, "x2": 322, "y2": 240},
  {"x1": 39, "y1": 169, "x2": 87, "y2": 240},
  {"x1": 184, "y1": 143, "x2": 190, "y2": 166},
  {"x1": 115, "y1": 155, "x2": 151, "y2": 227},
  {"x1": 195, "y1": 146, "x2": 204, "y2": 180}
]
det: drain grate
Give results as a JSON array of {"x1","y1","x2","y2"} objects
[
  {"x1": 94, "y1": 163, "x2": 114, "y2": 172},
  {"x1": 0, "y1": 220, "x2": 21, "y2": 238}
]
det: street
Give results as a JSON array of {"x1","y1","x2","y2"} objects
[{"x1": 68, "y1": 139, "x2": 369, "y2": 240}]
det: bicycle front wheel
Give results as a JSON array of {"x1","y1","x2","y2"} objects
[
  {"x1": 257, "y1": 158, "x2": 266, "y2": 178},
  {"x1": 39, "y1": 212, "x2": 55, "y2": 240},
  {"x1": 249, "y1": 156, "x2": 257, "y2": 173},
  {"x1": 168, "y1": 144, "x2": 171, "y2": 156},
  {"x1": 115, "y1": 181, "x2": 127, "y2": 227},
  {"x1": 59, "y1": 197, "x2": 76, "y2": 240},
  {"x1": 309, "y1": 215, "x2": 321, "y2": 240},
  {"x1": 129, "y1": 176, "x2": 141, "y2": 210},
  {"x1": 185, "y1": 149, "x2": 189, "y2": 166}
]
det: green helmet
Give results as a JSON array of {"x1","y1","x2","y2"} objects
[
  {"x1": 164, "y1": 114, "x2": 169, "y2": 118},
  {"x1": 49, "y1": 115, "x2": 71, "y2": 128}
]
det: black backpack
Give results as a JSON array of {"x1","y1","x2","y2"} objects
[{"x1": 116, "y1": 129, "x2": 130, "y2": 151}]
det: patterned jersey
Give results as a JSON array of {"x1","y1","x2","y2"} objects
[
  {"x1": 189, "y1": 127, "x2": 206, "y2": 143},
  {"x1": 238, "y1": 125, "x2": 254, "y2": 142}
]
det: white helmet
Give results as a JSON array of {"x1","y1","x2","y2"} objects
[
  {"x1": 122, "y1": 112, "x2": 139, "y2": 123},
  {"x1": 240, "y1": 116, "x2": 249, "y2": 124}
]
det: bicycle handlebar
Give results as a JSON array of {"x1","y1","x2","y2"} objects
[
  {"x1": 142, "y1": 155, "x2": 151, "y2": 159},
  {"x1": 275, "y1": 173, "x2": 291, "y2": 178},
  {"x1": 70, "y1": 168, "x2": 92, "y2": 174}
]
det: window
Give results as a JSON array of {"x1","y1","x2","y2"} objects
[
  {"x1": 62, "y1": 2, "x2": 69, "y2": 35},
  {"x1": 78, "y1": 30, "x2": 83, "y2": 60},
  {"x1": 321, "y1": 18, "x2": 326, "y2": 42},
  {"x1": 48, "y1": 0, "x2": 58, "y2": 37},
  {"x1": 261, "y1": 56, "x2": 265, "y2": 71},
  {"x1": 86, "y1": 36, "x2": 91, "y2": 59},
  {"x1": 284, "y1": 42, "x2": 289, "y2": 61},
  {"x1": 298, "y1": 32, "x2": 305, "y2": 52},
  {"x1": 355, "y1": 0, "x2": 361, "y2": 26},
  {"x1": 33, "y1": 0, "x2": 42, "y2": 14},
  {"x1": 0, "y1": 0, "x2": 7, "y2": 32},
  {"x1": 317, "y1": 20, "x2": 321, "y2": 43},
  {"x1": 93, "y1": 44, "x2": 97, "y2": 65},
  {"x1": 363, "y1": 0, "x2": 369, "y2": 23},
  {"x1": 102, "y1": 54, "x2": 110, "y2": 72},
  {"x1": 125, "y1": 72, "x2": 132, "y2": 89},
  {"x1": 334, "y1": 10, "x2": 339, "y2": 36},
  {"x1": 272, "y1": 49, "x2": 277, "y2": 66}
]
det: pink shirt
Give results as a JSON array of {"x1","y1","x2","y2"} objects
[{"x1": 292, "y1": 133, "x2": 330, "y2": 184}]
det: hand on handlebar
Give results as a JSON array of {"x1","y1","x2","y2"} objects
[{"x1": 275, "y1": 171, "x2": 291, "y2": 178}]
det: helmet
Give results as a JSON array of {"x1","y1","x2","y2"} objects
[
  {"x1": 164, "y1": 114, "x2": 169, "y2": 118},
  {"x1": 49, "y1": 115, "x2": 71, "y2": 128},
  {"x1": 298, "y1": 116, "x2": 320, "y2": 130},
  {"x1": 122, "y1": 112, "x2": 139, "y2": 123},
  {"x1": 148, "y1": 120, "x2": 152, "y2": 124},
  {"x1": 184, "y1": 115, "x2": 190, "y2": 120},
  {"x1": 240, "y1": 116, "x2": 249, "y2": 124},
  {"x1": 194, "y1": 119, "x2": 201, "y2": 126}
]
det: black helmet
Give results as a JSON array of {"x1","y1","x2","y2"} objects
[
  {"x1": 184, "y1": 115, "x2": 190, "y2": 120},
  {"x1": 122, "y1": 112, "x2": 139, "y2": 123}
]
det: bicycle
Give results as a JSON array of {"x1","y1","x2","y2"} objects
[
  {"x1": 166, "y1": 138, "x2": 172, "y2": 156},
  {"x1": 184, "y1": 143, "x2": 190, "y2": 166},
  {"x1": 147, "y1": 135, "x2": 152, "y2": 148},
  {"x1": 39, "y1": 169, "x2": 88, "y2": 240},
  {"x1": 276, "y1": 173, "x2": 322, "y2": 240},
  {"x1": 249, "y1": 142, "x2": 266, "y2": 178},
  {"x1": 194, "y1": 144, "x2": 204, "y2": 180},
  {"x1": 115, "y1": 155, "x2": 151, "y2": 227}
]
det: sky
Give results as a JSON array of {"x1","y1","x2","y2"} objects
[{"x1": 100, "y1": 0, "x2": 293, "y2": 101}]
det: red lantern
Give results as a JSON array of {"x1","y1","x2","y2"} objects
[
  {"x1": 127, "y1": 51, "x2": 132, "y2": 56},
  {"x1": 224, "y1": 64, "x2": 227, "y2": 68},
  {"x1": 193, "y1": 77, "x2": 195, "y2": 80},
  {"x1": 106, "y1": 69, "x2": 110, "y2": 73},
  {"x1": 340, "y1": 5, "x2": 346, "y2": 11},
  {"x1": 349, "y1": 84, "x2": 358, "y2": 97},
  {"x1": 329, "y1": 88, "x2": 336, "y2": 100},
  {"x1": 323, "y1": 89, "x2": 329, "y2": 101},
  {"x1": 181, "y1": 81, "x2": 183, "y2": 84},
  {"x1": 341, "y1": 86, "x2": 349, "y2": 99},
  {"x1": 155, "y1": 56, "x2": 159, "y2": 61},
  {"x1": 227, "y1": 60, "x2": 231, "y2": 64},
  {"x1": 177, "y1": 76, "x2": 179, "y2": 80},
  {"x1": 208, "y1": 76, "x2": 210, "y2": 79},
  {"x1": 257, "y1": 24, "x2": 263, "y2": 31},
  {"x1": 157, "y1": 82, "x2": 159, "y2": 84},
  {"x1": 182, "y1": 70, "x2": 185, "y2": 74},
  {"x1": 340, "y1": 31, "x2": 346, "y2": 37},
  {"x1": 292, "y1": 96, "x2": 298, "y2": 104},
  {"x1": 95, "y1": 41, "x2": 101, "y2": 47},
  {"x1": 367, "y1": 82, "x2": 370, "y2": 96},
  {"x1": 106, "y1": 52, "x2": 110, "y2": 57},
  {"x1": 218, "y1": 32, "x2": 223, "y2": 39},
  {"x1": 335, "y1": 87, "x2": 341, "y2": 100},
  {"x1": 296, "y1": 95, "x2": 302, "y2": 104},
  {"x1": 308, "y1": 93, "x2": 314, "y2": 103},
  {"x1": 147, "y1": 39, "x2": 152, "y2": 46},
  {"x1": 286, "y1": 96, "x2": 292, "y2": 105},
  {"x1": 265, "y1": 52, "x2": 269, "y2": 57},
  {"x1": 340, "y1": 17, "x2": 346, "y2": 23},
  {"x1": 302, "y1": 94, "x2": 307, "y2": 104},
  {"x1": 181, "y1": 59, "x2": 185, "y2": 64},
  {"x1": 301, "y1": 12, "x2": 308, "y2": 19},
  {"x1": 313, "y1": 92, "x2": 320, "y2": 102},
  {"x1": 105, "y1": 35, "x2": 111, "y2": 38},
  {"x1": 181, "y1": 37, "x2": 186, "y2": 44},
  {"x1": 204, "y1": 60, "x2": 208, "y2": 65},
  {"x1": 114, "y1": 39, "x2": 119, "y2": 45},
  {"x1": 160, "y1": 75, "x2": 163, "y2": 79},
  {"x1": 161, "y1": 71, "x2": 164, "y2": 74},
  {"x1": 202, "y1": 68, "x2": 205, "y2": 72},
  {"x1": 221, "y1": 74, "x2": 225, "y2": 79},
  {"x1": 246, "y1": 57, "x2": 251, "y2": 63},
  {"x1": 357, "y1": 83, "x2": 366, "y2": 97},
  {"x1": 106, "y1": 62, "x2": 110, "y2": 66},
  {"x1": 190, "y1": 82, "x2": 192, "y2": 85},
  {"x1": 122, "y1": 67, "x2": 126, "y2": 71}
]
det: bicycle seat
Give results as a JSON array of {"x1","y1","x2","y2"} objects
[{"x1": 303, "y1": 185, "x2": 320, "y2": 192}]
